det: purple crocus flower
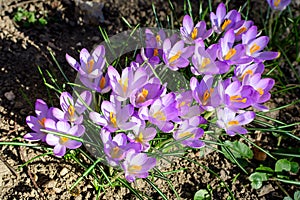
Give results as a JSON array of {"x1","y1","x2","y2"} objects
[
  {"x1": 210, "y1": 3, "x2": 241, "y2": 34},
  {"x1": 216, "y1": 108, "x2": 255, "y2": 136},
  {"x1": 234, "y1": 62, "x2": 265, "y2": 80},
  {"x1": 191, "y1": 41, "x2": 229, "y2": 75},
  {"x1": 80, "y1": 73, "x2": 111, "y2": 94},
  {"x1": 89, "y1": 96, "x2": 136, "y2": 132},
  {"x1": 139, "y1": 93, "x2": 178, "y2": 132},
  {"x1": 266, "y1": 0, "x2": 291, "y2": 10},
  {"x1": 162, "y1": 39, "x2": 194, "y2": 71},
  {"x1": 180, "y1": 15, "x2": 212, "y2": 44},
  {"x1": 173, "y1": 116, "x2": 206, "y2": 148},
  {"x1": 44, "y1": 120, "x2": 85, "y2": 156},
  {"x1": 130, "y1": 77, "x2": 166, "y2": 108},
  {"x1": 52, "y1": 91, "x2": 92, "y2": 124},
  {"x1": 25, "y1": 99, "x2": 55, "y2": 142},
  {"x1": 101, "y1": 130, "x2": 141, "y2": 167},
  {"x1": 175, "y1": 90, "x2": 202, "y2": 119},
  {"x1": 242, "y1": 26, "x2": 280, "y2": 61},
  {"x1": 190, "y1": 75, "x2": 222, "y2": 111},
  {"x1": 243, "y1": 73, "x2": 275, "y2": 111},
  {"x1": 127, "y1": 124, "x2": 157, "y2": 151},
  {"x1": 108, "y1": 65, "x2": 148, "y2": 101},
  {"x1": 121, "y1": 149, "x2": 156, "y2": 182},
  {"x1": 66, "y1": 45, "x2": 106, "y2": 79},
  {"x1": 217, "y1": 29, "x2": 252, "y2": 65},
  {"x1": 233, "y1": 20, "x2": 254, "y2": 41}
]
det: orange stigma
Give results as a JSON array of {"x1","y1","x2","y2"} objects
[{"x1": 221, "y1": 19, "x2": 232, "y2": 31}]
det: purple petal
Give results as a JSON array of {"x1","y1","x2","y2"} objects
[
  {"x1": 53, "y1": 144, "x2": 67, "y2": 157},
  {"x1": 183, "y1": 15, "x2": 194, "y2": 33}
]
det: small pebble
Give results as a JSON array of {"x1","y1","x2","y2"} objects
[{"x1": 4, "y1": 91, "x2": 15, "y2": 101}]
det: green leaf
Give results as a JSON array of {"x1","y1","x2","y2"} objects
[
  {"x1": 283, "y1": 197, "x2": 293, "y2": 200},
  {"x1": 290, "y1": 162, "x2": 299, "y2": 174},
  {"x1": 294, "y1": 190, "x2": 300, "y2": 200},
  {"x1": 223, "y1": 140, "x2": 253, "y2": 159},
  {"x1": 194, "y1": 189, "x2": 210, "y2": 200},
  {"x1": 249, "y1": 172, "x2": 268, "y2": 189},
  {"x1": 39, "y1": 18, "x2": 48, "y2": 25},
  {"x1": 275, "y1": 159, "x2": 291, "y2": 172},
  {"x1": 28, "y1": 12, "x2": 36, "y2": 23},
  {"x1": 256, "y1": 165, "x2": 274, "y2": 174}
]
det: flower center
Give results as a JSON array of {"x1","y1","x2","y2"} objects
[
  {"x1": 87, "y1": 59, "x2": 94, "y2": 74},
  {"x1": 202, "y1": 88, "x2": 214, "y2": 105},
  {"x1": 191, "y1": 27, "x2": 198, "y2": 40},
  {"x1": 68, "y1": 105, "x2": 75, "y2": 117},
  {"x1": 179, "y1": 132, "x2": 195, "y2": 139},
  {"x1": 250, "y1": 44, "x2": 260, "y2": 54},
  {"x1": 156, "y1": 35, "x2": 161, "y2": 43},
  {"x1": 60, "y1": 136, "x2": 69, "y2": 144},
  {"x1": 224, "y1": 48, "x2": 236, "y2": 60},
  {"x1": 257, "y1": 88, "x2": 264, "y2": 96},
  {"x1": 235, "y1": 26, "x2": 247, "y2": 36},
  {"x1": 99, "y1": 76, "x2": 106, "y2": 89},
  {"x1": 201, "y1": 58, "x2": 211, "y2": 68},
  {"x1": 128, "y1": 165, "x2": 142, "y2": 173},
  {"x1": 135, "y1": 132, "x2": 144, "y2": 143},
  {"x1": 274, "y1": 0, "x2": 281, "y2": 7},
  {"x1": 109, "y1": 112, "x2": 117, "y2": 128},
  {"x1": 118, "y1": 78, "x2": 128, "y2": 93},
  {"x1": 221, "y1": 19, "x2": 232, "y2": 31},
  {"x1": 228, "y1": 120, "x2": 239, "y2": 126},
  {"x1": 230, "y1": 95, "x2": 247, "y2": 103},
  {"x1": 153, "y1": 48, "x2": 159, "y2": 56},
  {"x1": 38, "y1": 117, "x2": 46, "y2": 127},
  {"x1": 136, "y1": 88, "x2": 149, "y2": 103},
  {"x1": 153, "y1": 110, "x2": 166, "y2": 121},
  {"x1": 241, "y1": 69, "x2": 253, "y2": 79},
  {"x1": 111, "y1": 146, "x2": 120, "y2": 159},
  {"x1": 169, "y1": 51, "x2": 182, "y2": 63}
]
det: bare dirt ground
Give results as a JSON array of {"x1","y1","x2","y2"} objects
[{"x1": 0, "y1": 0, "x2": 299, "y2": 199}]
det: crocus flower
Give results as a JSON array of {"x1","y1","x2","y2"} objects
[
  {"x1": 210, "y1": 3, "x2": 241, "y2": 34},
  {"x1": 66, "y1": 45, "x2": 106, "y2": 79},
  {"x1": 190, "y1": 75, "x2": 222, "y2": 111},
  {"x1": 266, "y1": 0, "x2": 291, "y2": 10},
  {"x1": 234, "y1": 62, "x2": 265, "y2": 80},
  {"x1": 243, "y1": 73, "x2": 275, "y2": 111},
  {"x1": 80, "y1": 73, "x2": 111, "y2": 94},
  {"x1": 52, "y1": 91, "x2": 92, "y2": 124},
  {"x1": 173, "y1": 116, "x2": 206, "y2": 148},
  {"x1": 242, "y1": 26, "x2": 280, "y2": 61},
  {"x1": 175, "y1": 90, "x2": 202, "y2": 119},
  {"x1": 180, "y1": 15, "x2": 212, "y2": 44},
  {"x1": 44, "y1": 120, "x2": 85, "y2": 156},
  {"x1": 25, "y1": 99, "x2": 55, "y2": 142},
  {"x1": 121, "y1": 149, "x2": 156, "y2": 182},
  {"x1": 216, "y1": 108, "x2": 255, "y2": 136},
  {"x1": 127, "y1": 124, "x2": 157, "y2": 151},
  {"x1": 130, "y1": 77, "x2": 166, "y2": 108},
  {"x1": 162, "y1": 39, "x2": 194, "y2": 71},
  {"x1": 139, "y1": 93, "x2": 178, "y2": 132},
  {"x1": 217, "y1": 29, "x2": 252, "y2": 65},
  {"x1": 191, "y1": 41, "x2": 229, "y2": 75},
  {"x1": 233, "y1": 20, "x2": 254, "y2": 41},
  {"x1": 101, "y1": 131, "x2": 141, "y2": 167},
  {"x1": 89, "y1": 97, "x2": 136, "y2": 132},
  {"x1": 108, "y1": 65, "x2": 148, "y2": 101}
]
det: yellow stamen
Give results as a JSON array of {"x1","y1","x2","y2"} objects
[
  {"x1": 257, "y1": 88, "x2": 264, "y2": 96},
  {"x1": 68, "y1": 105, "x2": 75, "y2": 117},
  {"x1": 274, "y1": 0, "x2": 281, "y2": 7},
  {"x1": 156, "y1": 35, "x2": 161, "y2": 43},
  {"x1": 235, "y1": 26, "x2": 247, "y2": 36},
  {"x1": 136, "y1": 88, "x2": 149, "y2": 103},
  {"x1": 135, "y1": 132, "x2": 144, "y2": 143},
  {"x1": 228, "y1": 120, "x2": 239, "y2": 126},
  {"x1": 129, "y1": 165, "x2": 142, "y2": 173},
  {"x1": 250, "y1": 44, "x2": 260, "y2": 54},
  {"x1": 179, "y1": 101, "x2": 186, "y2": 107},
  {"x1": 111, "y1": 147, "x2": 120, "y2": 159},
  {"x1": 201, "y1": 58, "x2": 211, "y2": 68},
  {"x1": 191, "y1": 28, "x2": 198, "y2": 40},
  {"x1": 221, "y1": 19, "x2": 232, "y2": 31},
  {"x1": 38, "y1": 117, "x2": 46, "y2": 127},
  {"x1": 87, "y1": 59, "x2": 94, "y2": 74},
  {"x1": 179, "y1": 132, "x2": 195, "y2": 139},
  {"x1": 60, "y1": 136, "x2": 69, "y2": 143},
  {"x1": 224, "y1": 48, "x2": 236, "y2": 60},
  {"x1": 99, "y1": 76, "x2": 106, "y2": 89},
  {"x1": 109, "y1": 112, "x2": 117, "y2": 128},
  {"x1": 169, "y1": 51, "x2": 182, "y2": 63},
  {"x1": 153, "y1": 48, "x2": 159, "y2": 56},
  {"x1": 118, "y1": 78, "x2": 128, "y2": 93},
  {"x1": 153, "y1": 110, "x2": 166, "y2": 121},
  {"x1": 230, "y1": 95, "x2": 247, "y2": 103},
  {"x1": 202, "y1": 88, "x2": 214, "y2": 105},
  {"x1": 241, "y1": 69, "x2": 253, "y2": 80}
]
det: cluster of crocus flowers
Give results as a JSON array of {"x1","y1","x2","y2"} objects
[{"x1": 25, "y1": 2, "x2": 279, "y2": 183}]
